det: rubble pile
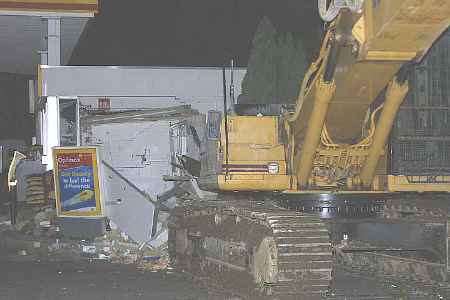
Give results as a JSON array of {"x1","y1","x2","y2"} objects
[
  {"x1": 78, "y1": 226, "x2": 170, "y2": 271},
  {"x1": 0, "y1": 204, "x2": 169, "y2": 271}
]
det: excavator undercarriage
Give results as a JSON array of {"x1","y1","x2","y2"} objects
[
  {"x1": 168, "y1": 195, "x2": 333, "y2": 299},
  {"x1": 279, "y1": 192, "x2": 449, "y2": 286},
  {"x1": 169, "y1": 192, "x2": 449, "y2": 299}
]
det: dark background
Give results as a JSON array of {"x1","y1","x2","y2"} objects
[
  {"x1": 70, "y1": 0, "x2": 322, "y2": 66},
  {"x1": 0, "y1": 0, "x2": 322, "y2": 142}
]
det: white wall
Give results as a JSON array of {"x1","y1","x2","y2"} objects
[
  {"x1": 41, "y1": 66, "x2": 246, "y2": 114},
  {"x1": 87, "y1": 121, "x2": 174, "y2": 199}
]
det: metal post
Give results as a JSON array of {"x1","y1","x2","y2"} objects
[
  {"x1": 43, "y1": 17, "x2": 61, "y2": 169},
  {"x1": 47, "y1": 17, "x2": 61, "y2": 66},
  {"x1": 222, "y1": 68, "x2": 229, "y2": 179},
  {"x1": 447, "y1": 214, "x2": 450, "y2": 280},
  {"x1": 39, "y1": 18, "x2": 48, "y2": 65},
  {"x1": 230, "y1": 59, "x2": 235, "y2": 106},
  {"x1": 9, "y1": 185, "x2": 17, "y2": 225}
]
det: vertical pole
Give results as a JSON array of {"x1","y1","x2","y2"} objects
[
  {"x1": 39, "y1": 18, "x2": 48, "y2": 65},
  {"x1": 37, "y1": 19, "x2": 47, "y2": 151},
  {"x1": 230, "y1": 59, "x2": 235, "y2": 106},
  {"x1": 360, "y1": 78, "x2": 409, "y2": 187},
  {"x1": 296, "y1": 78, "x2": 336, "y2": 188},
  {"x1": 45, "y1": 97, "x2": 59, "y2": 170},
  {"x1": 447, "y1": 213, "x2": 450, "y2": 281},
  {"x1": 9, "y1": 186, "x2": 17, "y2": 226},
  {"x1": 222, "y1": 68, "x2": 229, "y2": 178},
  {"x1": 43, "y1": 17, "x2": 61, "y2": 170},
  {"x1": 47, "y1": 18, "x2": 61, "y2": 66},
  {"x1": 76, "y1": 99, "x2": 80, "y2": 146}
]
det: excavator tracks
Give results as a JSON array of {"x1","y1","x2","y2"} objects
[
  {"x1": 168, "y1": 200, "x2": 333, "y2": 299},
  {"x1": 278, "y1": 192, "x2": 449, "y2": 289}
]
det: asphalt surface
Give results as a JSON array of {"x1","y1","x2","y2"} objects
[
  {"x1": 0, "y1": 251, "x2": 443, "y2": 300},
  {"x1": 0, "y1": 259, "x2": 209, "y2": 300}
]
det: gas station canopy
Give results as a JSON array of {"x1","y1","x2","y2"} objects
[
  {"x1": 0, "y1": 0, "x2": 98, "y2": 75},
  {"x1": 0, "y1": 0, "x2": 98, "y2": 16}
]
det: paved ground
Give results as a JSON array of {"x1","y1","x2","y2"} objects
[
  {"x1": 0, "y1": 253, "x2": 443, "y2": 300},
  {"x1": 0, "y1": 259, "x2": 209, "y2": 300}
]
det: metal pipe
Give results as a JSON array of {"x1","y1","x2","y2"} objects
[
  {"x1": 222, "y1": 68, "x2": 229, "y2": 178},
  {"x1": 297, "y1": 78, "x2": 336, "y2": 188},
  {"x1": 230, "y1": 59, "x2": 235, "y2": 106},
  {"x1": 360, "y1": 78, "x2": 409, "y2": 187}
]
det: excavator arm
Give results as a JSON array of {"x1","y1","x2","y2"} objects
[{"x1": 286, "y1": 0, "x2": 450, "y2": 190}]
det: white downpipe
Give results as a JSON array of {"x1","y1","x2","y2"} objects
[
  {"x1": 41, "y1": 17, "x2": 61, "y2": 170},
  {"x1": 43, "y1": 96, "x2": 59, "y2": 170}
]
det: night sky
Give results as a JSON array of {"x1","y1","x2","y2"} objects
[
  {"x1": 70, "y1": 0, "x2": 323, "y2": 66},
  {"x1": 1, "y1": 0, "x2": 323, "y2": 142}
]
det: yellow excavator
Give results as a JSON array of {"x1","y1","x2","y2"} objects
[{"x1": 169, "y1": 1, "x2": 450, "y2": 298}]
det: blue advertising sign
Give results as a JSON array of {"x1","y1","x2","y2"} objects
[{"x1": 53, "y1": 147, "x2": 103, "y2": 217}]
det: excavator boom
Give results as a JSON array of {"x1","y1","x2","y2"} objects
[{"x1": 287, "y1": 0, "x2": 450, "y2": 189}]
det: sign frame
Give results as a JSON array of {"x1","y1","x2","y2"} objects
[{"x1": 52, "y1": 146, "x2": 103, "y2": 217}]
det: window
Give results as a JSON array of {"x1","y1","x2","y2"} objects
[{"x1": 59, "y1": 99, "x2": 78, "y2": 147}]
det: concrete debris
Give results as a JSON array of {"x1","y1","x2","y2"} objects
[
  {"x1": 81, "y1": 245, "x2": 97, "y2": 255},
  {"x1": 1, "y1": 205, "x2": 169, "y2": 272},
  {"x1": 70, "y1": 228, "x2": 170, "y2": 269}
]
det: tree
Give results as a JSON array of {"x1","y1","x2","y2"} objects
[
  {"x1": 276, "y1": 33, "x2": 308, "y2": 104},
  {"x1": 240, "y1": 17, "x2": 308, "y2": 104},
  {"x1": 240, "y1": 17, "x2": 277, "y2": 104}
]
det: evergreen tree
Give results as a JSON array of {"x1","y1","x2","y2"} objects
[
  {"x1": 275, "y1": 33, "x2": 294, "y2": 103},
  {"x1": 241, "y1": 17, "x2": 308, "y2": 104},
  {"x1": 279, "y1": 33, "x2": 307, "y2": 103},
  {"x1": 240, "y1": 17, "x2": 277, "y2": 104}
]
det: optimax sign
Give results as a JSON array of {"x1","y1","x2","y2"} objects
[{"x1": 52, "y1": 147, "x2": 103, "y2": 217}]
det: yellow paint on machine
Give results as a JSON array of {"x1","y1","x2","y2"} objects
[
  {"x1": 225, "y1": 144, "x2": 286, "y2": 162},
  {"x1": 218, "y1": 174, "x2": 293, "y2": 191},
  {"x1": 387, "y1": 175, "x2": 450, "y2": 193},
  {"x1": 222, "y1": 116, "x2": 279, "y2": 145},
  {"x1": 218, "y1": 115, "x2": 292, "y2": 191},
  {"x1": 364, "y1": 0, "x2": 450, "y2": 59}
]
